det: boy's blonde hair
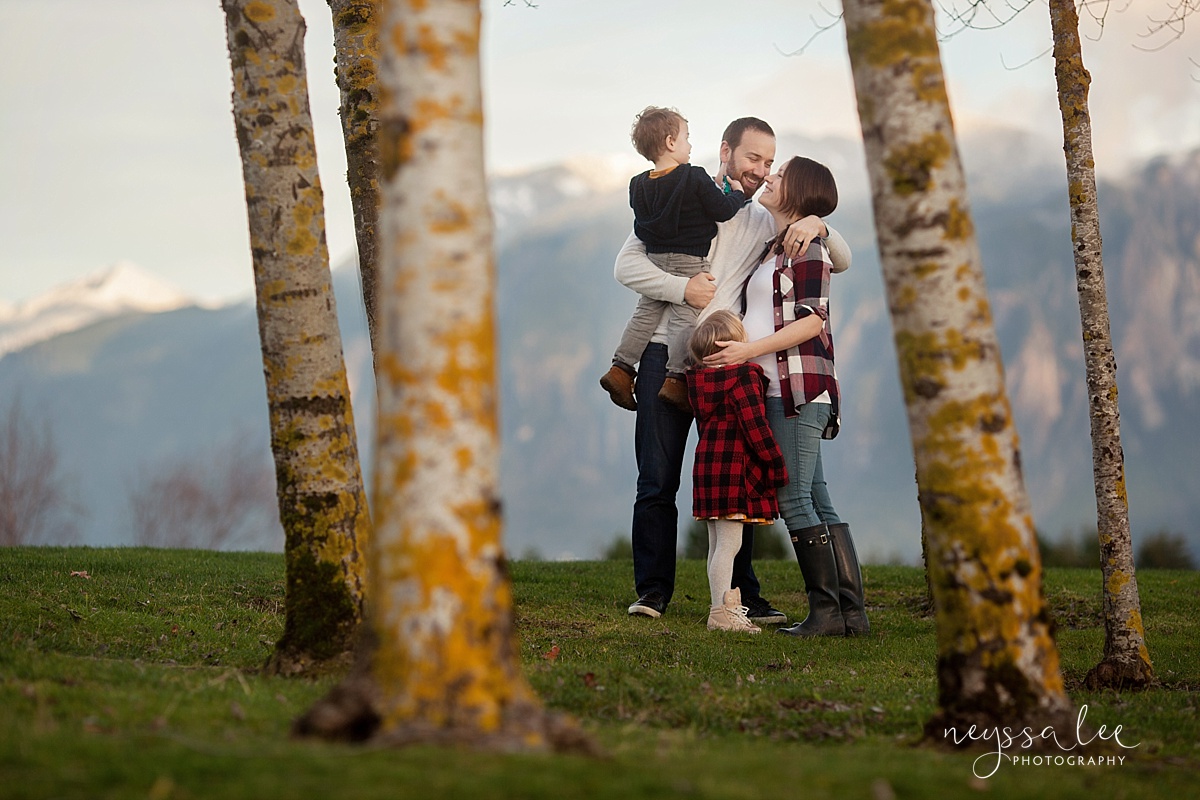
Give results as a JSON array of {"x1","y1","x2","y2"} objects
[
  {"x1": 688, "y1": 310, "x2": 747, "y2": 366},
  {"x1": 631, "y1": 106, "x2": 686, "y2": 161}
]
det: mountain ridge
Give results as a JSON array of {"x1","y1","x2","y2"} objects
[
  {"x1": 2, "y1": 133, "x2": 1197, "y2": 562},
  {"x1": 0, "y1": 261, "x2": 194, "y2": 357}
]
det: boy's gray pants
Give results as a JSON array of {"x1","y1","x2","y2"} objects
[{"x1": 612, "y1": 252, "x2": 709, "y2": 377}]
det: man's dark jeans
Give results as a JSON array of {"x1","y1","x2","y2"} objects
[{"x1": 631, "y1": 342, "x2": 761, "y2": 606}]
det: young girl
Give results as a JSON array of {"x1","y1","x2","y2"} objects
[{"x1": 687, "y1": 310, "x2": 788, "y2": 632}]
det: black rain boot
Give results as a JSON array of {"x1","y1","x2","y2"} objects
[
  {"x1": 777, "y1": 523, "x2": 846, "y2": 637},
  {"x1": 827, "y1": 522, "x2": 869, "y2": 636}
]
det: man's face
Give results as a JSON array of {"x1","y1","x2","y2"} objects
[{"x1": 721, "y1": 129, "x2": 776, "y2": 197}]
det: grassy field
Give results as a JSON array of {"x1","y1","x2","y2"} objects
[{"x1": 1, "y1": 546, "x2": 1197, "y2": 799}]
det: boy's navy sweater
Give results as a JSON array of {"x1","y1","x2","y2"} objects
[{"x1": 630, "y1": 164, "x2": 746, "y2": 257}]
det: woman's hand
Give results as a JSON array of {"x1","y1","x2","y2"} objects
[
  {"x1": 703, "y1": 340, "x2": 757, "y2": 367},
  {"x1": 781, "y1": 215, "x2": 827, "y2": 259}
]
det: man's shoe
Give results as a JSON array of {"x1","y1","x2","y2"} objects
[
  {"x1": 627, "y1": 591, "x2": 667, "y2": 618},
  {"x1": 744, "y1": 596, "x2": 788, "y2": 626},
  {"x1": 656, "y1": 376, "x2": 692, "y2": 414},
  {"x1": 600, "y1": 364, "x2": 638, "y2": 411}
]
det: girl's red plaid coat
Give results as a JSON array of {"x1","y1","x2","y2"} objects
[{"x1": 687, "y1": 362, "x2": 788, "y2": 520}]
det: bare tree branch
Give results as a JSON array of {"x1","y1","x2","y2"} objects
[
  {"x1": 128, "y1": 436, "x2": 280, "y2": 551},
  {"x1": 935, "y1": 0, "x2": 1037, "y2": 38},
  {"x1": 775, "y1": 4, "x2": 844, "y2": 56},
  {"x1": 1136, "y1": 0, "x2": 1200, "y2": 49},
  {"x1": 0, "y1": 399, "x2": 78, "y2": 546}
]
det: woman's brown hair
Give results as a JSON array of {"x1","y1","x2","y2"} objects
[{"x1": 775, "y1": 156, "x2": 838, "y2": 220}]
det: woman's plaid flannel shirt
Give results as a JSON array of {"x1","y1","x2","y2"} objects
[{"x1": 742, "y1": 236, "x2": 841, "y2": 439}]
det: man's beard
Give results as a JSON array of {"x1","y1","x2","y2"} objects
[{"x1": 734, "y1": 168, "x2": 764, "y2": 197}]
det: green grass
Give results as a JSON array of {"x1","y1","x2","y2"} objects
[{"x1": 2, "y1": 547, "x2": 1198, "y2": 799}]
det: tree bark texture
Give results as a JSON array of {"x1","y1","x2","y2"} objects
[
  {"x1": 1048, "y1": 0, "x2": 1154, "y2": 691},
  {"x1": 840, "y1": 0, "x2": 1074, "y2": 737},
  {"x1": 328, "y1": 0, "x2": 382, "y2": 360},
  {"x1": 295, "y1": 0, "x2": 590, "y2": 753},
  {"x1": 222, "y1": 0, "x2": 371, "y2": 674}
]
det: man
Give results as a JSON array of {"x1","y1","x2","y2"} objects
[{"x1": 612, "y1": 117, "x2": 851, "y2": 620}]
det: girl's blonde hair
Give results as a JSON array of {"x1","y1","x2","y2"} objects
[{"x1": 688, "y1": 310, "x2": 747, "y2": 366}]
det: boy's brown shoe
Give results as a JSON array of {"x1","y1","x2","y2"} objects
[
  {"x1": 657, "y1": 376, "x2": 692, "y2": 414},
  {"x1": 600, "y1": 365, "x2": 637, "y2": 411}
]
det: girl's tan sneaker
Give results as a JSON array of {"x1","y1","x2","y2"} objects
[{"x1": 707, "y1": 587, "x2": 762, "y2": 633}]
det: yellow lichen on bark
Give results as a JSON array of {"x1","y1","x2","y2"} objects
[
  {"x1": 894, "y1": 329, "x2": 986, "y2": 403},
  {"x1": 427, "y1": 195, "x2": 472, "y2": 234},
  {"x1": 910, "y1": 60, "x2": 949, "y2": 105},
  {"x1": 884, "y1": 133, "x2": 951, "y2": 196},
  {"x1": 244, "y1": 1, "x2": 277, "y2": 22},
  {"x1": 286, "y1": 228, "x2": 319, "y2": 256},
  {"x1": 945, "y1": 200, "x2": 972, "y2": 241},
  {"x1": 370, "y1": 515, "x2": 520, "y2": 729},
  {"x1": 846, "y1": 0, "x2": 938, "y2": 67},
  {"x1": 1106, "y1": 568, "x2": 1130, "y2": 596},
  {"x1": 913, "y1": 262, "x2": 939, "y2": 279},
  {"x1": 430, "y1": 321, "x2": 499, "y2": 421},
  {"x1": 1126, "y1": 608, "x2": 1146, "y2": 636},
  {"x1": 416, "y1": 24, "x2": 450, "y2": 71}
]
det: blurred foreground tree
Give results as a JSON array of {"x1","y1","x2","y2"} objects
[
  {"x1": 294, "y1": 0, "x2": 590, "y2": 752},
  {"x1": 0, "y1": 400, "x2": 77, "y2": 546},
  {"x1": 222, "y1": 0, "x2": 371, "y2": 675},
  {"x1": 841, "y1": 0, "x2": 1074, "y2": 737}
]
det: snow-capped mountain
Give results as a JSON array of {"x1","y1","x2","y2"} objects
[
  {"x1": 0, "y1": 261, "x2": 193, "y2": 357},
  {"x1": 488, "y1": 154, "x2": 644, "y2": 245}
]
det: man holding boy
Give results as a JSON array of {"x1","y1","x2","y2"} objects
[{"x1": 614, "y1": 117, "x2": 851, "y2": 620}]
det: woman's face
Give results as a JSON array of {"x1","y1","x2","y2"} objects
[{"x1": 758, "y1": 162, "x2": 788, "y2": 213}]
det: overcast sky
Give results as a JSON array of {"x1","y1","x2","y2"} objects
[{"x1": 1, "y1": 0, "x2": 1197, "y2": 305}]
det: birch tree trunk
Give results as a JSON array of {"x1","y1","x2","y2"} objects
[
  {"x1": 1048, "y1": 0, "x2": 1154, "y2": 690},
  {"x1": 294, "y1": 0, "x2": 589, "y2": 752},
  {"x1": 841, "y1": 0, "x2": 1074, "y2": 736},
  {"x1": 222, "y1": 0, "x2": 371, "y2": 675},
  {"x1": 328, "y1": 0, "x2": 382, "y2": 360}
]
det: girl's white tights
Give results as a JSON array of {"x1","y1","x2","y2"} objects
[{"x1": 706, "y1": 519, "x2": 743, "y2": 607}]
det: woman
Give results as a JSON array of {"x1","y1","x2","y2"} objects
[{"x1": 704, "y1": 156, "x2": 868, "y2": 637}]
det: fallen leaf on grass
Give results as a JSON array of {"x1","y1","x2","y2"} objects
[
  {"x1": 872, "y1": 778, "x2": 897, "y2": 800},
  {"x1": 542, "y1": 645, "x2": 560, "y2": 662},
  {"x1": 69, "y1": 570, "x2": 90, "y2": 579},
  {"x1": 582, "y1": 672, "x2": 597, "y2": 688}
]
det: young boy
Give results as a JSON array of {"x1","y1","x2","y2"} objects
[{"x1": 600, "y1": 106, "x2": 746, "y2": 413}]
